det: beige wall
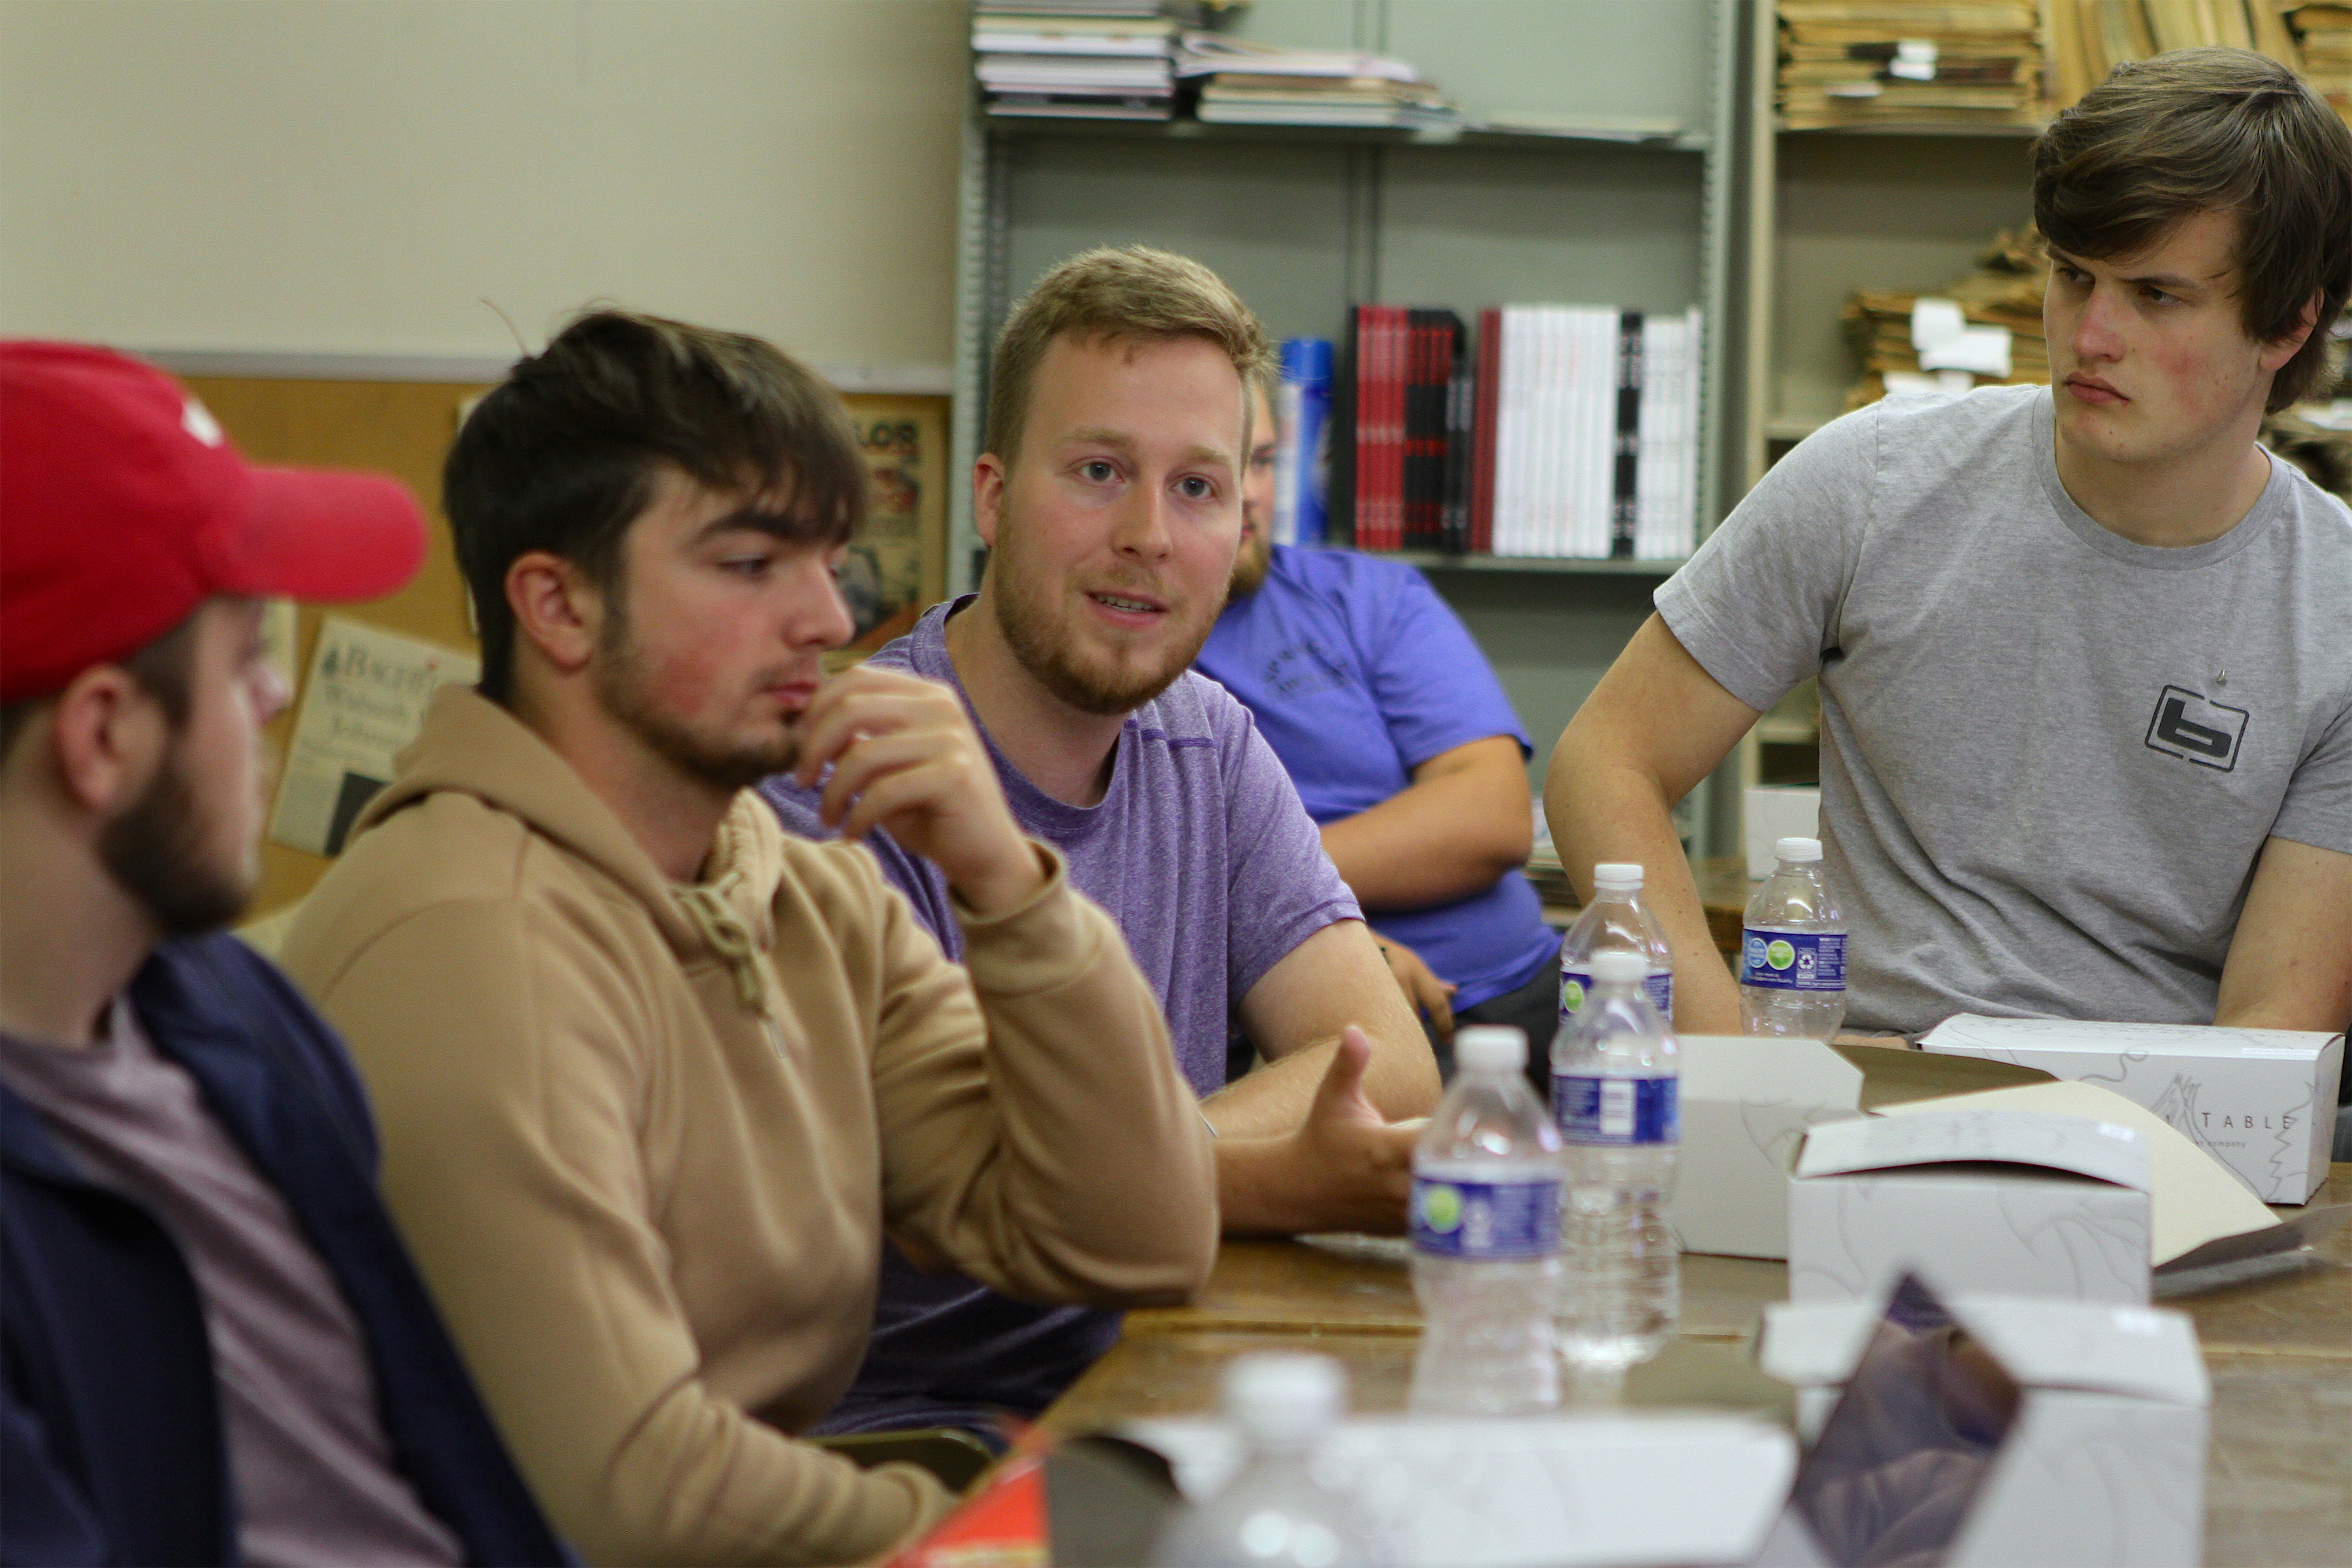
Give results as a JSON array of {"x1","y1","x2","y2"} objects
[{"x1": 0, "y1": 0, "x2": 965, "y2": 371}]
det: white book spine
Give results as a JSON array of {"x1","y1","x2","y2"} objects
[{"x1": 1494, "y1": 307, "x2": 1526, "y2": 556}]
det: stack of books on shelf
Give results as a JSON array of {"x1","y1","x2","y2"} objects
[
  {"x1": 973, "y1": 3, "x2": 1181, "y2": 120},
  {"x1": 1840, "y1": 227, "x2": 2050, "y2": 410},
  {"x1": 1175, "y1": 33, "x2": 1460, "y2": 127},
  {"x1": 2285, "y1": 5, "x2": 2352, "y2": 122},
  {"x1": 1330, "y1": 305, "x2": 1700, "y2": 562},
  {"x1": 1778, "y1": 1, "x2": 2046, "y2": 129}
]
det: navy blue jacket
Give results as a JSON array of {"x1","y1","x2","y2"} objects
[{"x1": 0, "y1": 933, "x2": 571, "y2": 1567}]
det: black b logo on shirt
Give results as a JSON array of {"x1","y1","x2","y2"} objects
[{"x1": 2144, "y1": 685, "x2": 2247, "y2": 772}]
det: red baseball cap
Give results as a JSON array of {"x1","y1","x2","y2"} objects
[{"x1": 1, "y1": 341, "x2": 428, "y2": 704}]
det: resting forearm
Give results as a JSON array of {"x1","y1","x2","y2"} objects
[
  {"x1": 1213, "y1": 1136, "x2": 1320, "y2": 1235},
  {"x1": 1544, "y1": 749, "x2": 1742, "y2": 1034},
  {"x1": 1201, "y1": 1041, "x2": 1331, "y2": 1138},
  {"x1": 1321, "y1": 775, "x2": 1529, "y2": 911}
]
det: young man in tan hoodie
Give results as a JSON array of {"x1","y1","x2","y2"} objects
[{"x1": 280, "y1": 310, "x2": 1218, "y2": 1567}]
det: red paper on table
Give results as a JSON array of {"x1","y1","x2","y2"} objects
[{"x1": 884, "y1": 1447, "x2": 1048, "y2": 1568}]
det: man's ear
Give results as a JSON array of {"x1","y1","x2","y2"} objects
[
  {"x1": 2262, "y1": 290, "x2": 2326, "y2": 372},
  {"x1": 972, "y1": 453, "x2": 1007, "y2": 550},
  {"x1": 46, "y1": 666, "x2": 165, "y2": 817},
  {"x1": 506, "y1": 551, "x2": 602, "y2": 676}
]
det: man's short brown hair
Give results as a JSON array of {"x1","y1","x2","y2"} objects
[
  {"x1": 446, "y1": 309, "x2": 866, "y2": 704},
  {"x1": 2033, "y1": 48, "x2": 2352, "y2": 412},
  {"x1": 985, "y1": 246, "x2": 1272, "y2": 465}
]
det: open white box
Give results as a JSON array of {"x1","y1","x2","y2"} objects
[
  {"x1": 1918, "y1": 1015, "x2": 2345, "y2": 1203},
  {"x1": 1756, "y1": 1293, "x2": 2210, "y2": 1568},
  {"x1": 1788, "y1": 1109, "x2": 2156, "y2": 1305},
  {"x1": 1671, "y1": 1036, "x2": 1865, "y2": 1259},
  {"x1": 1673, "y1": 1039, "x2": 2342, "y2": 1292}
]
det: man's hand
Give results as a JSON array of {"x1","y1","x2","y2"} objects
[
  {"x1": 791, "y1": 664, "x2": 1047, "y2": 917},
  {"x1": 1217, "y1": 1027, "x2": 1420, "y2": 1235},
  {"x1": 1376, "y1": 934, "x2": 1456, "y2": 1039}
]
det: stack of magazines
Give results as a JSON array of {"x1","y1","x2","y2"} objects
[
  {"x1": 1776, "y1": 1, "x2": 2045, "y2": 131},
  {"x1": 1176, "y1": 33, "x2": 1459, "y2": 128},
  {"x1": 974, "y1": 3, "x2": 1181, "y2": 120}
]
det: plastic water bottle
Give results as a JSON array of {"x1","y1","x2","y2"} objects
[
  {"x1": 1407, "y1": 1026, "x2": 1563, "y2": 1416},
  {"x1": 1552, "y1": 949, "x2": 1680, "y2": 1371},
  {"x1": 1151, "y1": 1353, "x2": 1384, "y2": 1568},
  {"x1": 1558, "y1": 862, "x2": 1675, "y2": 1026},
  {"x1": 1739, "y1": 836, "x2": 1848, "y2": 1041}
]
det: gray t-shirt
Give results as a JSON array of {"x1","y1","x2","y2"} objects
[
  {"x1": 1658, "y1": 384, "x2": 2352, "y2": 1034},
  {"x1": 0, "y1": 999, "x2": 462, "y2": 1568}
]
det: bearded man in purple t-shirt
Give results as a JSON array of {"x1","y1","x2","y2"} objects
[{"x1": 764, "y1": 246, "x2": 1439, "y2": 1433}]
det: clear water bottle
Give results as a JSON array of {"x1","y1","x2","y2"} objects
[
  {"x1": 1739, "y1": 836, "x2": 1848, "y2": 1041},
  {"x1": 1558, "y1": 862, "x2": 1675, "y2": 1025},
  {"x1": 1408, "y1": 1026, "x2": 1562, "y2": 1416},
  {"x1": 1552, "y1": 949, "x2": 1680, "y2": 1372},
  {"x1": 1151, "y1": 1353, "x2": 1384, "y2": 1568}
]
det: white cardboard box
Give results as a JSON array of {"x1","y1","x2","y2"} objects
[
  {"x1": 1129, "y1": 1413, "x2": 1795, "y2": 1568},
  {"x1": 1788, "y1": 1109, "x2": 2154, "y2": 1305},
  {"x1": 1756, "y1": 1294, "x2": 2208, "y2": 1568},
  {"x1": 1671, "y1": 1036, "x2": 1865, "y2": 1259},
  {"x1": 1919, "y1": 1015, "x2": 2345, "y2": 1203}
]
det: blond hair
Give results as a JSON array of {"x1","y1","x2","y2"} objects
[{"x1": 986, "y1": 246, "x2": 1272, "y2": 465}]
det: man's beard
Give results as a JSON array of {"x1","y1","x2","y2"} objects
[
  {"x1": 593, "y1": 596, "x2": 801, "y2": 792},
  {"x1": 1227, "y1": 517, "x2": 1272, "y2": 600},
  {"x1": 990, "y1": 507, "x2": 1218, "y2": 717},
  {"x1": 99, "y1": 743, "x2": 251, "y2": 938}
]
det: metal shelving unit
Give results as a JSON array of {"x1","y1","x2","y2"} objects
[{"x1": 947, "y1": 0, "x2": 1748, "y2": 857}]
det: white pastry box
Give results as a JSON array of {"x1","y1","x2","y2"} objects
[
  {"x1": 1754, "y1": 1292, "x2": 2209, "y2": 1568},
  {"x1": 1130, "y1": 1413, "x2": 1795, "y2": 1568},
  {"x1": 1669, "y1": 1037, "x2": 2053, "y2": 1260},
  {"x1": 1787, "y1": 1109, "x2": 2154, "y2": 1305},
  {"x1": 1918, "y1": 1014, "x2": 2344, "y2": 1203}
]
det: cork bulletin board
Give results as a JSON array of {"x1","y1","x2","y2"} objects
[{"x1": 189, "y1": 376, "x2": 949, "y2": 919}]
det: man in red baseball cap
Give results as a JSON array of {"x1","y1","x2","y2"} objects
[{"x1": 0, "y1": 342, "x2": 570, "y2": 1566}]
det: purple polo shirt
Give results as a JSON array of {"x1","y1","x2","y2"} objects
[{"x1": 760, "y1": 596, "x2": 1360, "y2": 1424}]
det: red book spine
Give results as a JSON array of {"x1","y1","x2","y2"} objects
[
  {"x1": 1370, "y1": 306, "x2": 1392, "y2": 551},
  {"x1": 1471, "y1": 307, "x2": 1501, "y2": 555},
  {"x1": 1352, "y1": 305, "x2": 1375, "y2": 551},
  {"x1": 1383, "y1": 306, "x2": 1407, "y2": 551},
  {"x1": 1364, "y1": 305, "x2": 1373, "y2": 552}
]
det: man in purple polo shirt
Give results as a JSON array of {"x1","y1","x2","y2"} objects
[
  {"x1": 763, "y1": 246, "x2": 1437, "y2": 1432},
  {"x1": 1198, "y1": 370, "x2": 1561, "y2": 1081}
]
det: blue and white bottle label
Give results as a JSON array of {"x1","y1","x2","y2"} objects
[
  {"x1": 1558, "y1": 967, "x2": 1673, "y2": 1019},
  {"x1": 1411, "y1": 1175, "x2": 1561, "y2": 1259},
  {"x1": 1740, "y1": 930, "x2": 1847, "y2": 992},
  {"x1": 1552, "y1": 1074, "x2": 1678, "y2": 1146}
]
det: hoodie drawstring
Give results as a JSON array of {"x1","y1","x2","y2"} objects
[{"x1": 672, "y1": 876, "x2": 773, "y2": 1018}]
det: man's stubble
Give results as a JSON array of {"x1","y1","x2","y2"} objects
[{"x1": 988, "y1": 496, "x2": 1222, "y2": 718}]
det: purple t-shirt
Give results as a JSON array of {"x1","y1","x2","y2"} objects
[
  {"x1": 1196, "y1": 544, "x2": 1559, "y2": 1010},
  {"x1": 760, "y1": 596, "x2": 1360, "y2": 1424}
]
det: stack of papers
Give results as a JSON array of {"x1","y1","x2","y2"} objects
[
  {"x1": 1840, "y1": 225, "x2": 2050, "y2": 409},
  {"x1": 1177, "y1": 32, "x2": 1460, "y2": 128},
  {"x1": 1777, "y1": 1, "x2": 2047, "y2": 131},
  {"x1": 975, "y1": 3, "x2": 1184, "y2": 120}
]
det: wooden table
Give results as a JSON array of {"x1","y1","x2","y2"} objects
[{"x1": 1046, "y1": 1164, "x2": 2352, "y2": 1567}]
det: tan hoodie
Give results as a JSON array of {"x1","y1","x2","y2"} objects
[{"x1": 280, "y1": 689, "x2": 1216, "y2": 1567}]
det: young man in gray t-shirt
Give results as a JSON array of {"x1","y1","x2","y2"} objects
[{"x1": 1549, "y1": 51, "x2": 2352, "y2": 1044}]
